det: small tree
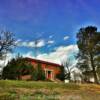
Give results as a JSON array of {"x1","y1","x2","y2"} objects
[{"x1": 31, "y1": 63, "x2": 45, "y2": 81}]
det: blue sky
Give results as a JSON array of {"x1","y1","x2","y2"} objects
[{"x1": 0, "y1": 0, "x2": 100, "y2": 64}]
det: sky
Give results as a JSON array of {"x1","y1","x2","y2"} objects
[{"x1": 0, "y1": 0, "x2": 100, "y2": 65}]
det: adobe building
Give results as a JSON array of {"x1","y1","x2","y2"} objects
[{"x1": 21, "y1": 57, "x2": 62, "y2": 81}]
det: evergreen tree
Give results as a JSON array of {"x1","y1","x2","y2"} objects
[
  {"x1": 31, "y1": 63, "x2": 45, "y2": 81},
  {"x1": 2, "y1": 57, "x2": 34, "y2": 80},
  {"x1": 76, "y1": 26, "x2": 100, "y2": 84}
]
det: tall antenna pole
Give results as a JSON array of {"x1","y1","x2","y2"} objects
[{"x1": 34, "y1": 40, "x2": 39, "y2": 58}]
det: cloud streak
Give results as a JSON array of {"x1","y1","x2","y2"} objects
[
  {"x1": 17, "y1": 39, "x2": 45, "y2": 48},
  {"x1": 64, "y1": 36, "x2": 69, "y2": 40},
  {"x1": 16, "y1": 38, "x2": 55, "y2": 48},
  {"x1": 47, "y1": 40, "x2": 54, "y2": 44}
]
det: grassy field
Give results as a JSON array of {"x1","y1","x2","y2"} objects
[{"x1": 0, "y1": 80, "x2": 100, "y2": 100}]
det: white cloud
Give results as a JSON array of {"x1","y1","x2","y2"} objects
[
  {"x1": 0, "y1": 60, "x2": 5, "y2": 68},
  {"x1": 64, "y1": 36, "x2": 69, "y2": 40},
  {"x1": 47, "y1": 40, "x2": 54, "y2": 44},
  {"x1": 37, "y1": 45, "x2": 78, "y2": 64},
  {"x1": 23, "y1": 51, "x2": 35, "y2": 58},
  {"x1": 0, "y1": 53, "x2": 14, "y2": 69},
  {"x1": 18, "y1": 39, "x2": 45, "y2": 48},
  {"x1": 36, "y1": 40, "x2": 45, "y2": 47}
]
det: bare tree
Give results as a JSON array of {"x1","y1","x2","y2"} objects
[
  {"x1": 62, "y1": 59, "x2": 74, "y2": 81},
  {"x1": 0, "y1": 30, "x2": 15, "y2": 60}
]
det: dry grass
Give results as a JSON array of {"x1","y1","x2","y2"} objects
[{"x1": 0, "y1": 80, "x2": 100, "y2": 100}]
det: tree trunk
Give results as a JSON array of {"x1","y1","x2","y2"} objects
[{"x1": 90, "y1": 53, "x2": 98, "y2": 84}]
